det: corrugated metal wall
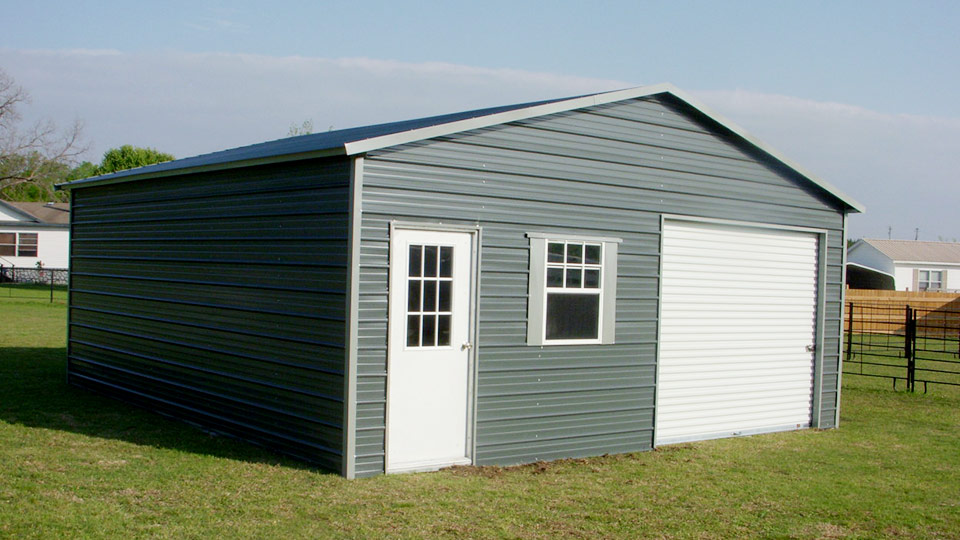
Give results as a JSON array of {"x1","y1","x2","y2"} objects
[
  {"x1": 67, "y1": 158, "x2": 350, "y2": 471},
  {"x1": 354, "y1": 95, "x2": 845, "y2": 477}
]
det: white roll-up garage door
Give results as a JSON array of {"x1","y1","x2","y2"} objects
[{"x1": 656, "y1": 220, "x2": 819, "y2": 446}]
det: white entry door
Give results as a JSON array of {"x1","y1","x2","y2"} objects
[
  {"x1": 386, "y1": 228, "x2": 475, "y2": 473},
  {"x1": 656, "y1": 220, "x2": 819, "y2": 446}
]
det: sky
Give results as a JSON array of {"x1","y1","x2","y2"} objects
[{"x1": 2, "y1": 0, "x2": 959, "y2": 240}]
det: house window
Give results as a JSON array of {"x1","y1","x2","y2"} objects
[
  {"x1": 918, "y1": 270, "x2": 943, "y2": 291},
  {"x1": 0, "y1": 232, "x2": 38, "y2": 257},
  {"x1": 0, "y1": 233, "x2": 14, "y2": 256},
  {"x1": 526, "y1": 233, "x2": 621, "y2": 345}
]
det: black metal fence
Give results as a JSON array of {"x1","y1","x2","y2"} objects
[
  {"x1": 0, "y1": 266, "x2": 69, "y2": 303},
  {"x1": 844, "y1": 301, "x2": 960, "y2": 392}
]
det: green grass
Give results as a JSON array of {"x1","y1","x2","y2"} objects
[
  {"x1": 2, "y1": 298, "x2": 959, "y2": 538},
  {"x1": 0, "y1": 283, "x2": 68, "y2": 303},
  {"x1": 846, "y1": 332, "x2": 960, "y2": 389}
]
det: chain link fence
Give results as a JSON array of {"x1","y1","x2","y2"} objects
[{"x1": 0, "y1": 267, "x2": 69, "y2": 303}]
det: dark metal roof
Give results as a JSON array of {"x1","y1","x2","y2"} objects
[{"x1": 59, "y1": 96, "x2": 572, "y2": 189}]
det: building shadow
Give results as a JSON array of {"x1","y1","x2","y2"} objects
[{"x1": 0, "y1": 346, "x2": 327, "y2": 473}]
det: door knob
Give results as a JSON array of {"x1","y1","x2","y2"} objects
[{"x1": 461, "y1": 342, "x2": 473, "y2": 350}]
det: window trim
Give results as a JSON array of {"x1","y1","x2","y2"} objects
[
  {"x1": 0, "y1": 232, "x2": 39, "y2": 258},
  {"x1": 526, "y1": 232, "x2": 621, "y2": 346},
  {"x1": 918, "y1": 269, "x2": 944, "y2": 291}
]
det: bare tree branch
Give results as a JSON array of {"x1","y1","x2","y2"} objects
[{"x1": 0, "y1": 68, "x2": 87, "y2": 197}]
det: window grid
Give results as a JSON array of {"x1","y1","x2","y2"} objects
[
  {"x1": 543, "y1": 241, "x2": 604, "y2": 343},
  {"x1": 545, "y1": 241, "x2": 603, "y2": 291},
  {"x1": 918, "y1": 270, "x2": 943, "y2": 291},
  {"x1": 406, "y1": 244, "x2": 454, "y2": 348},
  {"x1": 17, "y1": 233, "x2": 38, "y2": 257},
  {"x1": 0, "y1": 232, "x2": 38, "y2": 257}
]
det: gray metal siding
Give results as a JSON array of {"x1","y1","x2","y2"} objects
[
  {"x1": 67, "y1": 158, "x2": 351, "y2": 471},
  {"x1": 354, "y1": 95, "x2": 845, "y2": 476}
]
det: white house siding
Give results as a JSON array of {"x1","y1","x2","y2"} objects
[
  {"x1": 894, "y1": 264, "x2": 960, "y2": 292},
  {"x1": 0, "y1": 227, "x2": 70, "y2": 268}
]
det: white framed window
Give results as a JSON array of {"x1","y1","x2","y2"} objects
[
  {"x1": 526, "y1": 233, "x2": 621, "y2": 345},
  {"x1": 0, "y1": 232, "x2": 38, "y2": 257},
  {"x1": 918, "y1": 269, "x2": 943, "y2": 291}
]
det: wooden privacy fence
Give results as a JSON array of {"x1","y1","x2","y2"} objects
[{"x1": 844, "y1": 289, "x2": 960, "y2": 335}]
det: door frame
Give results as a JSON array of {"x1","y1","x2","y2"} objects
[
  {"x1": 652, "y1": 214, "x2": 829, "y2": 448},
  {"x1": 384, "y1": 220, "x2": 481, "y2": 473}
]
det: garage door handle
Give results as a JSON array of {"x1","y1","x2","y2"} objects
[
  {"x1": 805, "y1": 345, "x2": 815, "y2": 353},
  {"x1": 462, "y1": 342, "x2": 473, "y2": 351}
]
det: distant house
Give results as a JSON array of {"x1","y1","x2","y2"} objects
[
  {"x1": 847, "y1": 239, "x2": 960, "y2": 292},
  {"x1": 0, "y1": 200, "x2": 70, "y2": 269}
]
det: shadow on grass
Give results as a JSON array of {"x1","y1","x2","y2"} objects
[{"x1": 0, "y1": 346, "x2": 326, "y2": 473}]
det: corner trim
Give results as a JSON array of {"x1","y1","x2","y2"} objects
[
  {"x1": 342, "y1": 156, "x2": 364, "y2": 479},
  {"x1": 836, "y1": 215, "x2": 849, "y2": 428},
  {"x1": 811, "y1": 230, "x2": 829, "y2": 428}
]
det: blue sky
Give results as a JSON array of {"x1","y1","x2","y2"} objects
[{"x1": 3, "y1": 0, "x2": 959, "y2": 239}]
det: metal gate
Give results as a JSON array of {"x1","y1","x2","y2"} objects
[{"x1": 844, "y1": 302, "x2": 960, "y2": 392}]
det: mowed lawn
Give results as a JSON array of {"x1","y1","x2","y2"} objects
[{"x1": 1, "y1": 298, "x2": 958, "y2": 539}]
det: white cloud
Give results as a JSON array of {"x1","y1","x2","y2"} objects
[{"x1": 1, "y1": 48, "x2": 956, "y2": 239}]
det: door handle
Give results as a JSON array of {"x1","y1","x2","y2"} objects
[
  {"x1": 461, "y1": 342, "x2": 473, "y2": 351},
  {"x1": 805, "y1": 345, "x2": 815, "y2": 353}
]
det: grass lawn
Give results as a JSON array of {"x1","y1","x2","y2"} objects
[
  {"x1": 1, "y1": 298, "x2": 958, "y2": 538},
  {"x1": 0, "y1": 283, "x2": 68, "y2": 303}
]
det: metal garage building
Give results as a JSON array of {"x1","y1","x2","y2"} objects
[{"x1": 60, "y1": 84, "x2": 863, "y2": 478}]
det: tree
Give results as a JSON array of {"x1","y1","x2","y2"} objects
[
  {"x1": 0, "y1": 68, "x2": 86, "y2": 201},
  {"x1": 287, "y1": 119, "x2": 314, "y2": 137},
  {"x1": 96, "y1": 145, "x2": 174, "y2": 175}
]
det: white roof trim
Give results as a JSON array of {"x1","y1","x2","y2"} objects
[
  {"x1": 889, "y1": 260, "x2": 960, "y2": 267},
  {"x1": 0, "y1": 200, "x2": 44, "y2": 223},
  {"x1": 343, "y1": 82, "x2": 863, "y2": 213}
]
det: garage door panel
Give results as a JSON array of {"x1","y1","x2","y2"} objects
[
  {"x1": 656, "y1": 220, "x2": 817, "y2": 446},
  {"x1": 657, "y1": 410, "x2": 810, "y2": 439}
]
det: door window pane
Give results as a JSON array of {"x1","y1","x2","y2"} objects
[
  {"x1": 423, "y1": 280, "x2": 437, "y2": 312},
  {"x1": 438, "y1": 281, "x2": 452, "y2": 312},
  {"x1": 407, "y1": 315, "x2": 420, "y2": 347},
  {"x1": 439, "y1": 246, "x2": 453, "y2": 277},
  {"x1": 566, "y1": 243, "x2": 583, "y2": 264},
  {"x1": 407, "y1": 281, "x2": 421, "y2": 312},
  {"x1": 408, "y1": 245, "x2": 422, "y2": 277},
  {"x1": 437, "y1": 315, "x2": 451, "y2": 346},
  {"x1": 423, "y1": 246, "x2": 438, "y2": 277},
  {"x1": 422, "y1": 315, "x2": 437, "y2": 346}
]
